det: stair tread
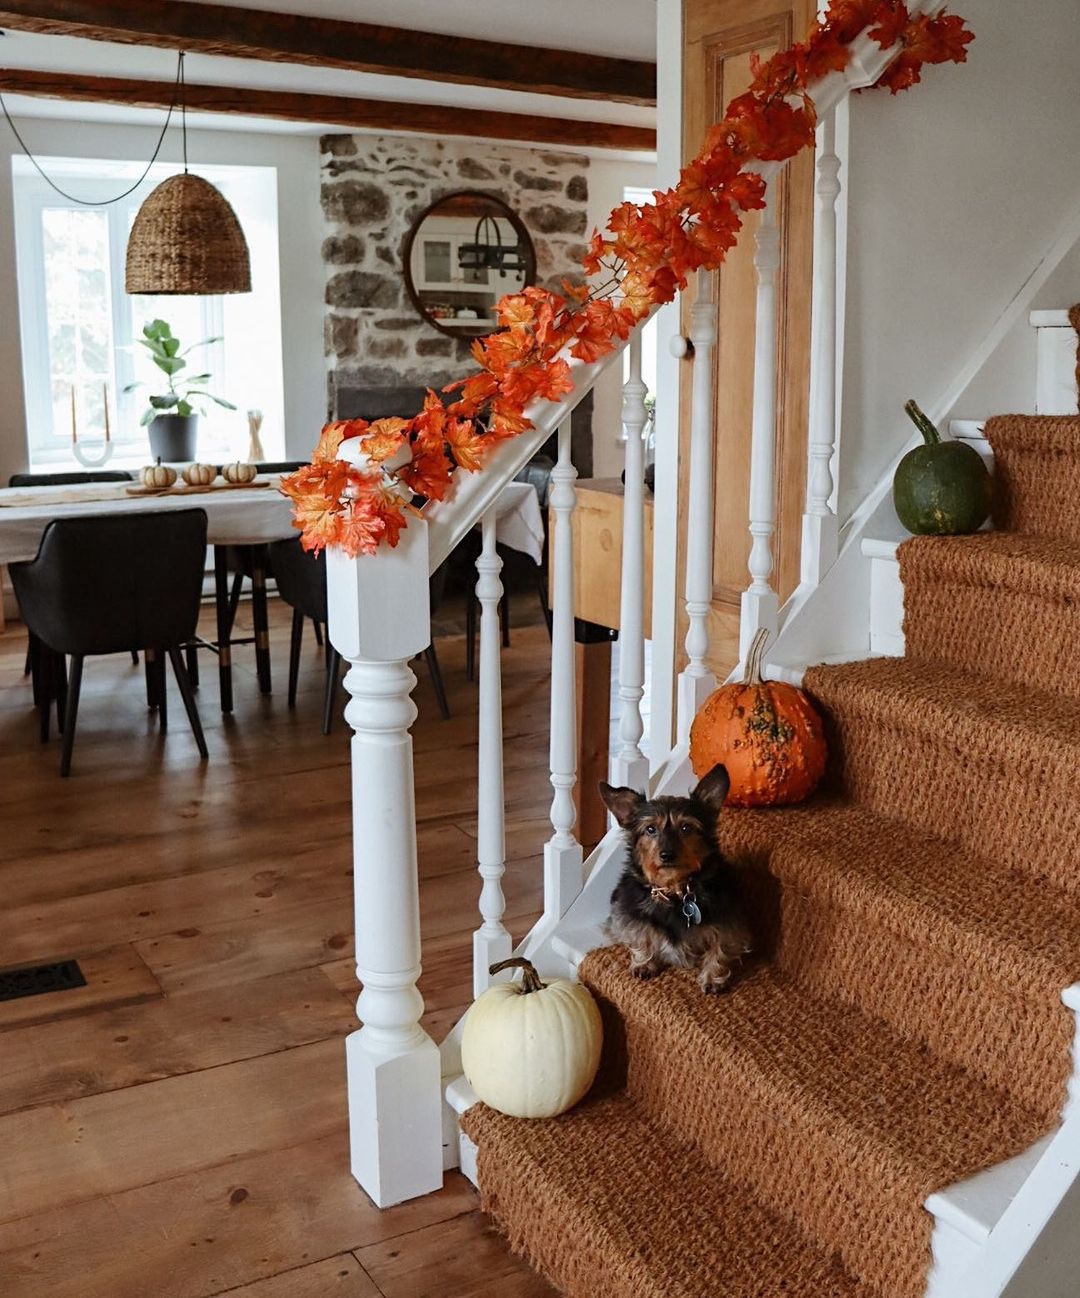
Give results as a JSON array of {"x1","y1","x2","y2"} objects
[
  {"x1": 899, "y1": 530, "x2": 1080, "y2": 600},
  {"x1": 805, "y1": 655, "x2": 1080, "y2": 750},
  {"x1": 462, "y1": 1090, "x2": 875, "y2": 1298},
  {"x1": 985, "y1": 413, "x2": 1080, "y2": 455},
  {"x1": 583, "y1": 950, "x2": 1049, "y2": 1197},
  {"x1": 722, "y1": 799, "x2": 1080, "y2": 998}
]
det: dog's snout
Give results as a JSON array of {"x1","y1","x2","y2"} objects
[{"x1": 659, "y1": 849, "x2": 676, "y2": 863}]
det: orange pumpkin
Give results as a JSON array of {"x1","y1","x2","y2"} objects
[{"x1": 689, "y1": 628, "x2": 827, "y2": 807}]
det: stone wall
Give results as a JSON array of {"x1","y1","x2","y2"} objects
[{"x1": 319, "y1": 134, "x2": 591, "y2": 416}]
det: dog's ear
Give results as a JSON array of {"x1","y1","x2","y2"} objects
[
  {"x1": 691, "y1": 764, "x2": 730, "y2": 815},
  {"x1": 599, "y1": 782, "x2": 644, "y2": 828}
]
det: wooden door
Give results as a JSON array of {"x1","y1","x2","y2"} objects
[{"x1": 677, "y1": 0, "x2": 816, "y2": 677}]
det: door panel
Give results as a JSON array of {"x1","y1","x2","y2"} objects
[{"x1": 677, "y1": 0, "x2": 815, "y2": 676}]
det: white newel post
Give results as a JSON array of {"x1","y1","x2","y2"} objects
[
  {"x1": 610, "y1": 331, "x2": 650, "y2": 793},
  {"x1": 326, "y1": 513, "x2": 443, "y2": 1209},
  {"x1": 740, "y1": 194, "x2": 781, "y2": 662},
  {"x1": 543, "y1": 415, "x2": 584, "y2": 920},
  {"x1": 676, "y1": 268, "x2": 719, "y2": 744},
  {"x1": 801, "y1": 106, "x2": 841, "y2": 587},
  {"x1": 472, "y1": 506, "x2": 511, "y2": 997}
]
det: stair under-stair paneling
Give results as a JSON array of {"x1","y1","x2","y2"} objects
[
  {"x1": 900, "y1": 531, "x2": 1080, "y2": 697},
  {"x1": 720, "y1": 800, "x2": 1080, "y2": 1116},
  {"x1": 804, "y1": 657, "x2": 1080, "y2": 891}
]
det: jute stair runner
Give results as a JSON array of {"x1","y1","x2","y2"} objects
[{"x1": 462, "y1": 412, "x2": 1080, "y2": 1297}]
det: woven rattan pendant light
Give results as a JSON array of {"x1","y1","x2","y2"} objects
[{"x1": 125, "y1": 55, "x2": 251, "y2": 295}]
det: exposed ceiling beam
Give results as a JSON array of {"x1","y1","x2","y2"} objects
[
  {"x1": 0, "y1": 1, "x2": 657, "y2": 107},
  {"x1": 0, "y1": 67, "x2": 657, "y2": 152}
]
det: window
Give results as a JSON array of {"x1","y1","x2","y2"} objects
[{"x1": 13, "y1": 156, "x2": 285, "y2": 468}]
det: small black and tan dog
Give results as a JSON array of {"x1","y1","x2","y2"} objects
[{"x1": 600, "y1": 764, "x2": 752, "y2": 994}]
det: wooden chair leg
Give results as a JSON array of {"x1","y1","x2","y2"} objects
[
  {"x1": 465, "y1": 589, "x2": 477, "y2": 682},
  {"x1": 38, "y1": 647, "x2": 52, "y2": 743},
  {"x1": 226, "y1": 569, "x2": 245, "y2": 636},
  {"x1": 168, "y1": 646, "x2": 209, "y2": 760},
  {"x1": 288, "y1": 607, "x2": 303, "y2": 708},
  {"x1": 155, "y1": 651, "x2": 168, "y2": 730},
  {"x1": 322, "y1": 648, "x2": 341, "y2": 736},
  {"x1": 130, "y1": 649, "x2": 139, "y2": 666},
  {"x1": 214, "y1": 546, "x2": 233, "y2": 714},
  {"x1": 251, "y1": 549, "x2": 272, "y2": 696},
  {"x1": 312, "y1": 619, "x2": 324, "y2": 648},
  {"x1": 59, "y1": 655, "x2": 83, "y2": 777},
  {"x1": 28, "y1": 633, "x2": 42, "y2": 708},
  {"x1": 23, "y1": 635, "x2": 33, "y2": 678},
  {"x1": 55, "y1": 652, "x2": 67, "y2": 735},
  {"x1": 144, "y1": 648, "x2": 158, "y2": 709},
  {"x1": 185, "y1": 643, "x2": 199, "y2": 690},
  {"x1": 424, "y1": 643, "x2": 451, "y2": 721}
]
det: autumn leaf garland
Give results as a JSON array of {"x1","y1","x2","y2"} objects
[{"x1": 282, "y1": 0, "x2": 973, "y2": 558}]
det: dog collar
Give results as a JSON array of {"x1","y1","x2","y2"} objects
[{"x1": 649, "y1": 882, "x2": 703, "y2": 928}]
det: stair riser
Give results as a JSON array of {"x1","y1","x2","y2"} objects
[
  {"x1": 809, "y1": 703, "x2": 1080, "y2": 893},
  {"x1": 992, "y1": 446, "x2": 1080, "y2": 543},
  {"x1": 771, "y1": 887, "x2": 1072, "y2": 1120},
  {"x1": 610, "y1": 1010, "x2": 932, "y2": 1298},
  {"x1": 904, "y1": 578, "x2": 1080, "y2": 700}
]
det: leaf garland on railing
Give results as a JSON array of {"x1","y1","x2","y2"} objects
[{"x1": 282, "y1": 0, "x2": 973, "y2": 557}]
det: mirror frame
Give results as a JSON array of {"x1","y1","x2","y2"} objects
[{"x1": 402, "y1": 190, "x2": 537, "y2": 340}]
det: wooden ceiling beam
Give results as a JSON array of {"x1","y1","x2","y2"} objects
[
  {"x1": 0, "y1": 0, "x2": 657, "y2": 107},
  {"x1": 0, "y1": 67, "x2": 657, "y2": 152}
]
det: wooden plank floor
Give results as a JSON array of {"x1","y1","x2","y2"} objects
[{"x1": 0, "y1": 596, "x2": 559, "y2": 1298}]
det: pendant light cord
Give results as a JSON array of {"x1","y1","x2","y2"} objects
[
  {"x1": 180, "y1": 51, "x2": 188, "y2": 173},
  {"x1": 0, "y1": 50, "x2": 186, "y2": 206}
]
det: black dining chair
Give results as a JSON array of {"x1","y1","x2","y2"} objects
[
  {"x1": 268, "y1": 537, "x2": 451, "y2": 733},
  {"x1": 9, "y1": 509, "x2": 210, "y2": 776},
  {"x1": 9, "y1": 470, "x2": 139, "y2": 680}
]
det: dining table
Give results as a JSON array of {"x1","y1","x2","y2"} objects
[{"x1": 0, "y1": 474, "x2": 546, "y2": 712}]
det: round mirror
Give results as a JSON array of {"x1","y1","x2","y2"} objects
[{"x1": 403, "y1": 191, "x2": 536, "y2": 339}]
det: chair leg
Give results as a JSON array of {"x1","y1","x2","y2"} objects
[
  {"x1": 288, "y1": 607, "x2": 303, "y2": 708},
  {"x1": 424, "y1": 643, "x2": 451, "y2": 721},
  {"x1": 213, "y1": 546, "x2": 234, "y2": 714},
  {"x1": 144, "y1": 648, "x2": 158, "y2": 709},
  {"x1": 28, "y1": 634, "x2": 42, "y2": 708},
  {"x1": 500, "y1": 589, "x2": 511, "y2": 648},
  {"x1": 38, "y1": 647, "x2": 52, "y2": 743},
  {"x1": 168, "y1": 646, "x2": 209, "y2": 760},
  {"x1": 251, "y1": 549, "x2": 272, "y2": 696},
  {"x1": 185, "y1": 643, "x2": 199, "y2": 690},
  {"x1": 55, "y1": 652, "x2": 67, "y2": 735},
  {"x1": 322, "y1": 648, "x2": 341, "y2": 736},
  {"x1": 226, "y1": 570, "x2": 245, "y2": 637},
  {"x1": 155, "y1": 651, "x2": 168, "y2": 730},
  {"x1": 23, "y1": 635, "x2": 33, "y2": 678},
  {"x1": 312, "y1": 619, "x2": 324, "y2": 648},
  {"x1": 465, "y1": 589, "x2": 477, "y2": 683},
  {"x1": 130, "y1": 649, "x2": 139, "y2": 666},
  {"x1": 59, "y1": 655, "x2": 83, "y2": 777}
]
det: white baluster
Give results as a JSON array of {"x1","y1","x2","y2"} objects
[
  {"x1": 740, "y1": 194, "x2": 781, "y2": 662},
  {"x1": 543, "y1": 415, "x2": 584, "y2": 920},
  {"x1": 611, "y1": 331, "x2": 650, "y2": 793},
  {"x1": 802, "y1": 107, "x2": 841, "y2": 587},
  {"x1": 473, "y1": 506, "x2": 511, "y2": 998},
  {"x1": 326, "y1": 516, "x2": 442, "y2": 1209},
  {"x1": 676, "y1": 269, "x2": 719, "y2": 744}
]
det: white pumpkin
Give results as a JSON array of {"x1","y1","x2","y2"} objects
[
  {"x1": 222, "y1": 460, "x2": 257, "y2": 485},
  {"x1": 182, "y1": 461, "x2": 217, "y2": 487},
  {"x1": 461, "y1": 957, "x2": 602, "y2": 1119},
  {"x1": 140, "y1": 458, "x2": 177, "y2": 489}
]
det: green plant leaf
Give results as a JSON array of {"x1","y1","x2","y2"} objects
[
  {"x1": 176, "y1": 400, "x2": 193, "y2": 417},
  {"x1": 149, "y1": 393, "x2": 179, "y2": 409},
  {"x1": 162, "y1": 337, "x2": 181, "y2": 357},
  {"x1": 205, "y1": 394, "x2": 237, "y2": 410},
  {"x1": 181, "y1": 335, "x2": 223, "y2": 355},
  {"x1": 122, "y1": 380, "x2": 145, "y2": 394},
  {"x1": 140, "y1": 408, "x2": 157, "y2": 426},
  {"x1": 184, "y1": 373, "x2": 212, "y2": 384},
  {"x1": 155, "y1": 356, "x2": 186, "y2": 377}
]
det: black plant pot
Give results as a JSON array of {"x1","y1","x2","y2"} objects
[{"x1": 149, "y1": 413, "x2": 198, "y2": 462}]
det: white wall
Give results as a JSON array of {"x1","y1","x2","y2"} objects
[
  {"x1": 0, "y1": 117, "x2": 325, "y2": 484},
  {"x1": 587, "y1": 155, "x2": 657, "y2": 480},
  {"x1": 838, "y1": 0, "x2": 1080, "y2": 518}
]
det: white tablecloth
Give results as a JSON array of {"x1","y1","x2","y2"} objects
[{"x1": 0, "y1": 476, "x2": 546, "y2": 566}]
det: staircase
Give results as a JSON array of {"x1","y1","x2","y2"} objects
[{"x1": 320, "y1": 4, "x2": 1080, "y2": 1293}]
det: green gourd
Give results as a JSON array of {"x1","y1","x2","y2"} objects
[{"x1": 892, "y1": 399, "x2": 993, "y2": 535}]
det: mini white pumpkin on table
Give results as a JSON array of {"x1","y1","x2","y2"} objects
[
  {"x1": 461, "y1": 957, "x2": 603, "y2": 1120},
  {"x1": 181, "y1": 461, "x2": 217, "y2": 487},
  {"x1": 140, "y1": 458, "x2": 177, "y2": 490},
  {"x1": 222, "y1": 460, "x2": 258, "y2": 485}
]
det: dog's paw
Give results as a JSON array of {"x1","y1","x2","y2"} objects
[
  {"x1": 631, "y1": 963, "x2": 662, "y2": 981},
  {"x1": 700, "y1": 971, "x2": 734, "y2": 995}
]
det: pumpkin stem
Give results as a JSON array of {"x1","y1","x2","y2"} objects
[
  {"x1": 489, "y1": 957, "x2": 545, "y2": 994},
  {"x1": 744, "y1": 626, "x2": 770, "y2": 686},
  {"x1": 904, "y1": 399, "x2": 941, "y2": 447}
]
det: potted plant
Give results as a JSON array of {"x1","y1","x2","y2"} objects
[{"x1": 125, "y1": 319, "x2": 236, "y2": 462}]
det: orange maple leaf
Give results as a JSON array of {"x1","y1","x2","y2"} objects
[
  {"x1": 313, "y1": 419, "x2": 369, "y2": 464},
  {"x1": 444, "y1": 420, "x2": 489, "y2": 472},
  {"x1": 359, "y1": 417, "x2": 410, "y2": 464}
]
